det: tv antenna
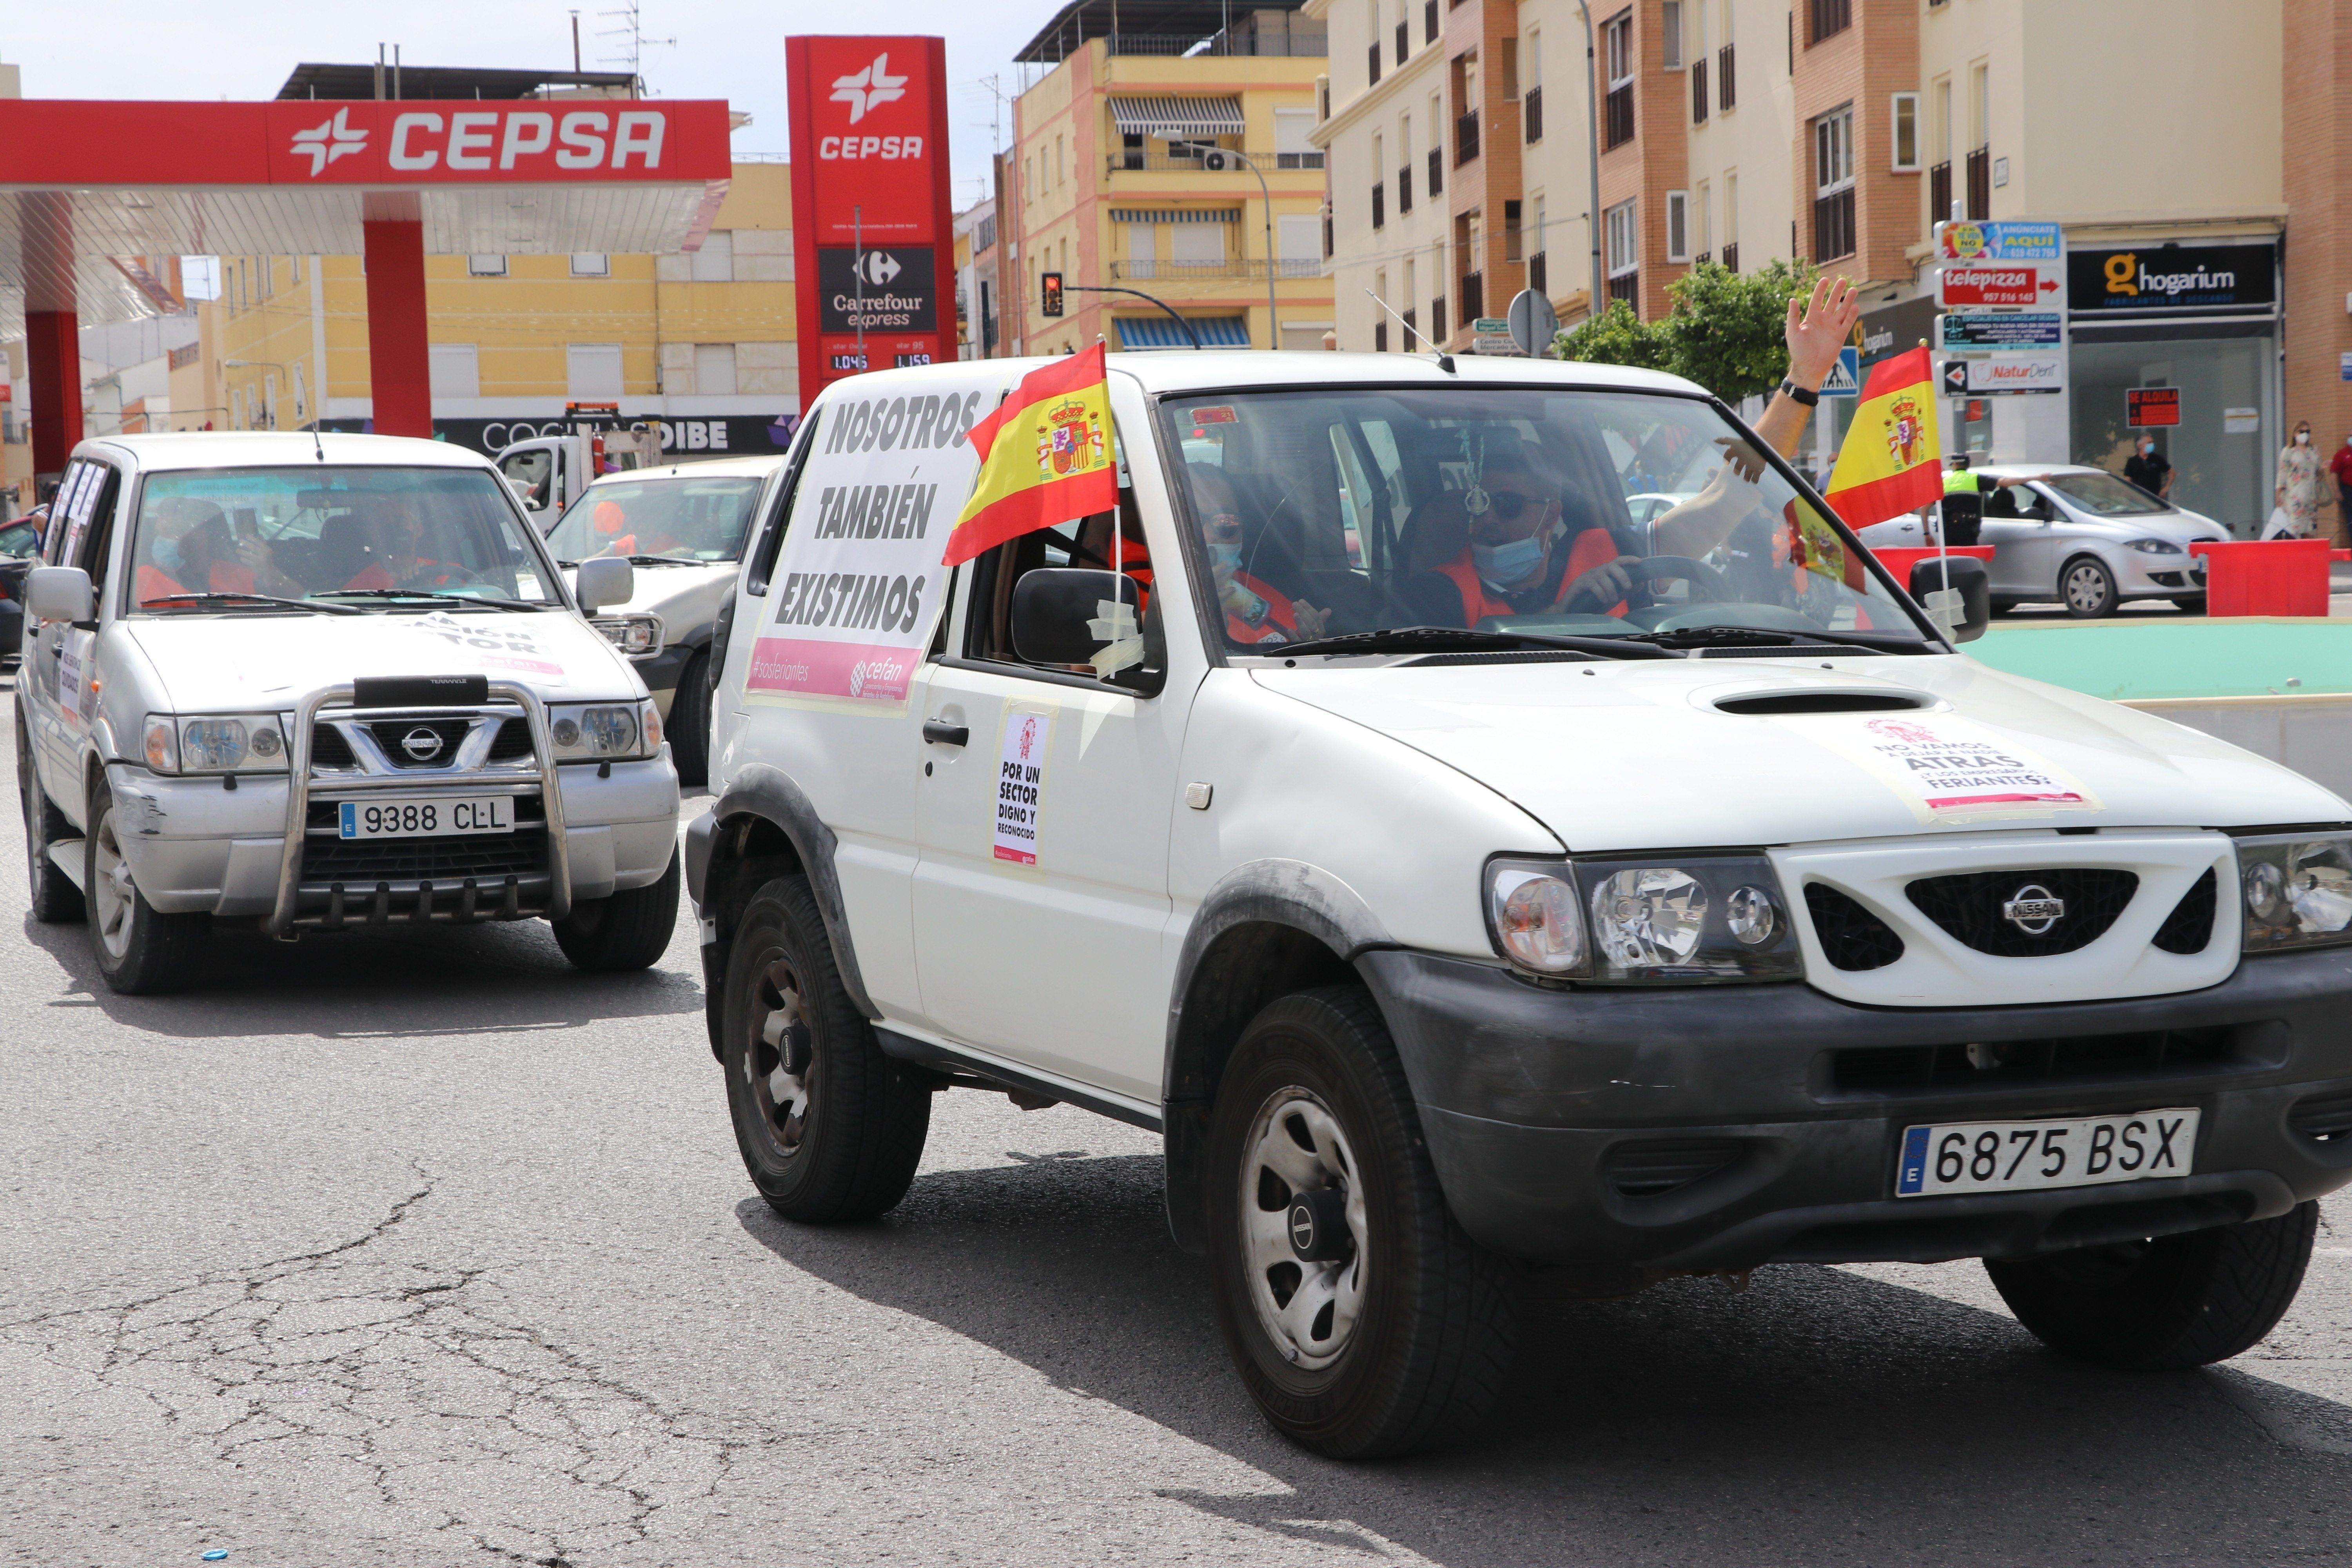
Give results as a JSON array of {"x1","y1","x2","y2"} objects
[{"x1": 597, "y1": 2, "x2": 674, "y2": 88}]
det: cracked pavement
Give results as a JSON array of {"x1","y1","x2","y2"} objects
[{"x1": 4, "y1": 714, "x2": 2352, "y2": 1565}]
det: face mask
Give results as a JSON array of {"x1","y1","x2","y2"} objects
[
  {"x1": 151, "y1": 535, "x2": 184, "y2": 576},
  {"x1": 2298, "y1": 432, "x2": 2312, "y2": 445},
  {"x1": 1207, "y1": 541, "x2": 1243, "y2": 574},
  {"x1": 1472, "y1": 533, "x2": 1547, "y2": 588},
  {"x1": 2141, "y1": 443, "x2": 2154, "y2": 456}
]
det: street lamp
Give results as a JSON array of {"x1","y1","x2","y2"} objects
[
  {"x1": 1576, "y1": 2, "x2": 1606, "y2": 320},
  {"x1": 1173, "y1": 142, "x2": 1280, "y2": 349}
]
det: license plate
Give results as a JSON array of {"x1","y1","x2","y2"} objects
[
  {"x1": 1895, "y1": 1107, "x2": 2199, "y2": 1198},
  {"x1": 337, "y1": 796, "x2": 515, "y2": 840}
]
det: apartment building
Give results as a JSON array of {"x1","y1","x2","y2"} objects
[
  {"x1": 1001, "y1": 0, "x2": 1335, "y2": 357},
  {"x1": 955, "y1": 195, "x2": 1003, "y2": 359}
]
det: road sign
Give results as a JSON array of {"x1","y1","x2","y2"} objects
[
  {"x1": 1941, "y1": 359, "x2": 1970, "y2": 398},
  {"x1": 1938, "y1": 311, "x2": 2063, "y2": 350},
  {"x1": 1506, "y1": 289, "x2": 1559, "y2": 358},
  {"x1": 2127, "y1": 387, "x2": 2182, "y2": 427},
  {"x1": 1938, "y1": 220, "x2": 2062, "y2": 262},
  {"x1": 1819, "y1": 346, "x2": 1860, "y2": 397},
  {"x1": 1937, "y1": 265, "x2": 2062, "y2": 308},
  {"x1": 1469, "y1": 316, "x2": 1517, "y2": 356}
]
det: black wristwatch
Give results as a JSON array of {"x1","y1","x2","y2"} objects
[{"x1": 1779, "y1": 377, "x2": 1820, "y2": 407}]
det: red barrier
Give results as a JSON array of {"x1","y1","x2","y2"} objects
[
  {"x1": 2190, "y1": 540, "x2": 2334, "y2": 617},
  {"x1": 1868, "y1": 546, "x2": 1996, "y2": 584}
]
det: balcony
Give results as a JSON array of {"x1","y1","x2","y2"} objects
[
  {"x1": 1929, "y1": 160, "x2": 1952, "y2": 223},
  {"x1": 1424, "y1": 0, "x2": 1437, "y2": 43},
  {"x1": 1719, "y1": 44, "x2": 1735, "y2": 109},
  {"x1": 1813, "y1": 186, "x2": 1855, "y2": 261},
  {"x1": 1528, "y1": 250, "x2": 1547, "y2": 296},
  {"x1": 1456, "y1": 109, "x2": 1480, "y2": 165},
  {"x1": 1375, "y1": 319, "x2": 1389, "y2": 352},
  {"x1": 1524, "y1": 84, "x2": 1543, "y2": 143},
  {"x1": 1460, "y1": 270, "x2": 1484, "y2": 322},
  {"x1": 1427, "y1": 145, "x2": 1444, "y2": 196},
  {"x1": 1111, "y1": 259, "x2": 1325, "y2": 281},
  {"x1": 1368, "y1": 40, "x2": 1381, "y2": 85},
  {"x1": 1372, "y1": 180, "x2": 1386, "y2": 229},
  {"x1": 1431, "y1": 294, "x2": 1447, "y2": 340},
  {"x1": 1401, "y1": 307, "x2": 1418, "y2": 348},
  {"x1": 1604, "y1": 84, "x2": 1634, "y2": 149},
  {"x1": 1275, "y1": 150, "x2": 1325, "y2": 169},
  {"x1": 1692, "y1": 58, "x2": 1709, "y2": 123},
  {"x1": 1094, "y1": 29, "x2": 1327, "y2": 56},
  {"x1": 1108, "y1": 145, "x2": 1266, "y2": 175},
  {"x1": 1607, "y1": 270, "x2": 1638, "y2": 307},
  {"x1": 1808, "y1": 0, "x2": 1851, "y2": 42},
  {"x1": 1721, "y1": 241, "x2": 1739, "y2": 274},
  {"x1": 1965, "y1": 145, "x2": 1990, "y2": 220},
  {"x1": 1395, "y1": 20, "x2": 1408, "y2": 61},
  {"x1": 1398, "y1": 164, "x2": 1414, "y2": 214}
]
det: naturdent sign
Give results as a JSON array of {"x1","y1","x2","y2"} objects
[{"x1": 785, "y1": 36, "x2": 957, "y2": 407}]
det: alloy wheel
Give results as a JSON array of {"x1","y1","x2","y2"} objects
[
  {"x1": 1240, "y1": 1087, "x2": 1369, "y2": 1371},
  {"x1": 90, "y1": 807, "x2": 134, "y2": 960},
  {"x1": 2064, "y1": 561, "x2": 2112, "y2": 615},
  {"x1": 745, "y1": 953, "x2": 814, "y2": 1159}
]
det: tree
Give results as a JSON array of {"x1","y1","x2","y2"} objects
[
  {"x1": 1659, "y1": 258, "x2": 1820, "y2": 404},
  {"x1": 1551, "y1": 299, "x2": 1671, "y2": 372}
]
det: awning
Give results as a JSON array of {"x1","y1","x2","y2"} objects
[
  {"x1": 1116, "y1": 315, "x2": 1250, "y2": 350},
  {"x1": 1109, "y1": 96, "x2": 1246, "y2": 138},
  {"x1": 1109, "y1": 208, "x2": 1240, "y2": 225}
]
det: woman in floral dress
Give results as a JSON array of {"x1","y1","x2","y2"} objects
[{"x1": 2274, "y1": 419, "x2": 2333, "y2": 539}]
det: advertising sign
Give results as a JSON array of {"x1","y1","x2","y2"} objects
[
  {"x1": 1938, "y1": 221, "x2": 2062, "y2": 263},
  {"x1": 2127, "y1": 387, "x2": 2182, "y2": 428},
  {"x1": 744, "y1": 367, "x2": 1003, "y2": 711},
  {"x1": 1938, "y1": 311, "x2": 2063, "y2": 350},
  {"x1": 1944, "y1": 354, "x2": 2066, "y2": 396},
  {"x1": 1937, "y1": 266, "x2": 2061, "y2": 308},
  {"x1": 2065, "y1": 242, "x2": 2278, "y2": 315},
  {"x1": 787, "y1": 36, "x2": 957, "y2": 407}
]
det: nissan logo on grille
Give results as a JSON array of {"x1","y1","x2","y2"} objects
[
  {"x1": 2002, "y1": 884, "x2": 2066, "y2": 935},
  {"x1": 401, "y1": 726, "x2": 446, "y2": 762}
]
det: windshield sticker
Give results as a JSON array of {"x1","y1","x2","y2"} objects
[
  {"x1": 1779, "y1": 712, "x2": 2100, "y2": 822},
  {"x1": 991, "y1": 702, "x2": 1056, "y2": 868},
  {"x1": 56, "y1": 632, "x2": 87, "y2": 719},
  {"x1": 1188, "y1": 405, "x2": 1238, "y2": 427},
  {"x1": 748, "y1": 371, "x2": 1005, "y2": 713},
  {"x1": 400, "y1": 612, "x2": 569, "y2": 683}
]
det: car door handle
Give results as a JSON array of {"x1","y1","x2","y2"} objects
[{"x1": 922, "y1": 719, "x2": 969, "y2": 748}]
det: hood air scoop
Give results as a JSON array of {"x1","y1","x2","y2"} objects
[{"x1": 1713, "y1": 691, "x2": 1931, "y2": 716}]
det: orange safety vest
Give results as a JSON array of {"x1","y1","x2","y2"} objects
[
  {"x1": 1433, "y1": 527, "x2": 1626, "y2": 623},
  {"x1": 134, "y1": 560, "x2": 256, "y2": 604},
  {"x1": 1116, "y1": 546, "x2": 1301, "y2": 644}
]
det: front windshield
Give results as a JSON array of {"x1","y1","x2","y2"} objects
[
  {"x1": 2044, "y1": 470, "x2": 2171, "y2": 516},
  {"x1": 545, "y1": 475, "x2": 764, "y2": 564},
  {"x1": 1157, "y1": 387, "x2": 1924, "y2": 653},
  {"x1": 129, "y1": 466, "x2": 560, "y2": 612}
]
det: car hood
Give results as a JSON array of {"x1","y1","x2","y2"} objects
[
  {"x1": 123, "y1": 608, "x2": 641, "y2": 711},
  {"x1": 1250, "y1": 653, "x2": 2350, "y2": 851}
]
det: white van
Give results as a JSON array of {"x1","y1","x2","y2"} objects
[{"x1": 688, "y1": 353, "x2": 2352, "y2": 1458}]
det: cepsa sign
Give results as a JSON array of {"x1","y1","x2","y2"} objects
[{"x1": 786, "y1": 36, "x2": 956, "y2": 407}]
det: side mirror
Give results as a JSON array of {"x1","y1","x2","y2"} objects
[
  {"x1": 1012, "y1": 567, "x2": 1136, "y2": 665},
  {"x1": 1909, "y1": 555, "x2": 1991, "y2": 644},
  {"x1": 26, "y1": 565, "x2": 94, "y2": 627},
  {"x1": 574, "y1": 555, "x2": 634, "y2": 615}
]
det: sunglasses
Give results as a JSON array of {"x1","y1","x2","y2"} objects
[{"x1": 1479, "y1": 490, "x2": 1548, "y2": 523}]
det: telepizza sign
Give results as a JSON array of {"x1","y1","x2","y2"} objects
[{"x1": 786, "y1": 36, "x2": 957, "y2": 407}]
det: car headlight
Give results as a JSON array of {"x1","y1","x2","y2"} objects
[
  {"x1": 1485, "y1": 855, "x2": 1801, "y2": 983},
  {"x1": 2127, "y1": 537, "x2": 2185, "y2": 554},
  {"x1": 2237, "y1": 831, "x2": 2352, "y2": 953},
  {"x1": 547, "y1": 700, "x2": 663, "y2": 760},
  {"x1": 143, "y1": 712, "x2": 288, "y2": 775},
  {"x1": 592, "y1": 612, "x2": 665, "y2": 657}
]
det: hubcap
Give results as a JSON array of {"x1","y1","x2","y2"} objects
[
  {"x1": 744, "y1": 953, "x2": 813, "y2": 1158},
  {"x1": 91, "y1": 807, "x2": 134, "y2": 960},
  {"x1": 2065, "y1": 564, "x2": 2108, "y2": 612},
  {"x1": 1240, "y1": 1088, "x2": 1368, "y2": 1371}
]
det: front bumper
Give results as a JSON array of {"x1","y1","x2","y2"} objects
[
  {"x1": 2121, "y1": 549, "x2": 2207, "y2": 599},
  {"x1": 1359, "y1": 947, "x2": 2352, "y2": 1270}
]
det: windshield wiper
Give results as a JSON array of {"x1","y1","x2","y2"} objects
[
  {"x1": 1269, "y1": 626, "x2": 1675, "y2": 660},
  {"x1": 140, "y1": 592, "x2": 362, "y2": 616},
  {"x1": 1618, "y1": 625, "x2": 1933, "y2": 654},
  {"x1": 317, "y1": 588, "x2": 545, "y2": 613},
  {"x1": 557, "y1": 554, "x2": 697, "y2": 568}
]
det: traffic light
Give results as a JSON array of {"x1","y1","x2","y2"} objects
[{"x1": 1041, "y1": 271, "x2": 1064, "y2": 318}]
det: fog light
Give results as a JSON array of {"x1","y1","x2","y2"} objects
[{"x1": 1726, "y1": 884, "x2": 1779, "y2": 946}]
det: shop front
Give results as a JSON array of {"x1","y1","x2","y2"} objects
[{"x1": 2065, "y1": 239, "x2": 2280, "y2": 535}]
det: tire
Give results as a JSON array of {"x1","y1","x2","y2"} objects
[
  {"x1": 720, "y1": 873, "x2": 931, "y2": 1223},
  {"x1": 666, "y1": 649, "x2": 711, "y2": 788},
  {"x1": 1204, "y1": 986, "x2": 1521, "y2": 1459},
  {"x1": 85, "y1": 774, "x2": 208, "y2": 995},
  {"x1": 2172, "y1": 595, "x2": 2208, "y2": 615},
  {"x1": 1984, "y1": 1201, "x2": 2319, "y2": 1371},
  {"x1": 550, "y1": 848, "x2": 681, "y2": 971},
  {"x1": 2059, "y1": 554, "x2": 2120, "y2": 619},
  {"x1": 18, "y1": 707, "x2": 83, "y2": 924}
]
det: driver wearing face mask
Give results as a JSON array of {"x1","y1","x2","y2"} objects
[
  {"x1": 1412, "y1": 436, "x2": 1638, "y2": 626},
  {"x1": 136, "y1": 497, "x2": 254, "y2": 604}
]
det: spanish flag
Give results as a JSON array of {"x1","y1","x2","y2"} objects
[
  {"x1": 1823, "y1": 345, "x2": 1943, "y2": 529},
  {"x1": 943, "y1": 344, "x2": 1120, "y2": 568}
]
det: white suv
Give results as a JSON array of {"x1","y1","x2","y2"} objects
[{"x1": 691, "y1": 354, "x2": 2352, "y2": 1457}]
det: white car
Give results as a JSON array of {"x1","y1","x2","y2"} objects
[
  {"x1": 17, "y1": 433, "x2": 682, "y2": 993},
  {"x1": 1856, "y1": 463, "x2": 2232, "y2": 617},
  {"x1": 690, "y1": 354, "x2": 2352, "y2": 1458},
  {"x1": 544, "y1": 454, "x2": 788, "y2": 786}
]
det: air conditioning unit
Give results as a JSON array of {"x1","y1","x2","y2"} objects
[{"x1": 1200, "y1": 149, "x2": 1235, "y2": 173}]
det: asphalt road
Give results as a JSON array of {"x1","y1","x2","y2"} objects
[{"x1": 3, "y1": 688, "x2": 2350, "y2": 1567}]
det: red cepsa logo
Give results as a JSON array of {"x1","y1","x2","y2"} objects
[{"x1": 272, "y1": 102, "x2": 687, "y2": 181}]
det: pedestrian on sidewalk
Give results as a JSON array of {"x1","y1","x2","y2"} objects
[
  {"x1": 2272, "y1": 419, "x2": 2332, "y2": 540},
  {"x1": 2124, "y1": 435, "x2": 2172, "y2": 500},
  {"x1": 2328, "y1": 429, "x2": 2352, "y2": 546}
]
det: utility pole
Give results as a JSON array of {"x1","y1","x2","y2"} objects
[
  {"x1": 1577, "y1": 1, "x2": 1604, "y2": 321},
  {"x1": 571, "y1": 11, "x2": 583, "y2": 73}
]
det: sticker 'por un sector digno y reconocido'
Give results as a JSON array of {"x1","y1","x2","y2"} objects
[
  {"x1": 1777, "y1": 711, "x2": 2100, "y2": 822},
  {"x1": 992, "y1": 703, "x2": 1056, "y2": 866},
  {"x1": 745, "y1": 368, "x2": 1007, "y2": 710}
]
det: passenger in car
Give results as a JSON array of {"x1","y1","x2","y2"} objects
[
  {"x1": 136, "y1": 499, "x2": 264, "y2": 603},
  {"x1": 1402, "y1": 435, "x2": 1640, "y2": 625},
  {"x1": 1103, "y1": 465, "x2": 1328, "y2": 646},
  {"x1": 339, "y1": 496, "x2": 468, "y2": 590}
]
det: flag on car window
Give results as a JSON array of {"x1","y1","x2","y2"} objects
[
  {"x1": 943, "y1": 343, "x2": 1120, "y2": 568},
  {"x1": 1822, "y1": 345, "x2": 1942, "y2": 529}
]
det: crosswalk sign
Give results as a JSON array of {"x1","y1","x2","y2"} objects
[{"x1": 1819, "y1": 346, "x2": 1860, "y2": 397}]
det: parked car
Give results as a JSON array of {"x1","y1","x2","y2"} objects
[
  {"x1": 691, "y1": 354, "x2": 2352, "y2": 1459},
  {"x1": 544, "y1": 454, "x2": 786, "y2": 786},
  {"x1": 0, "y1": 508, "x2": 44, "y2": 659},
  {"x1": 17, "y1": 432, "x2": 682, "y2": 993},
  {"x1": 1856, "y1": 464, "x2": 2232, "y2": 618}
]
